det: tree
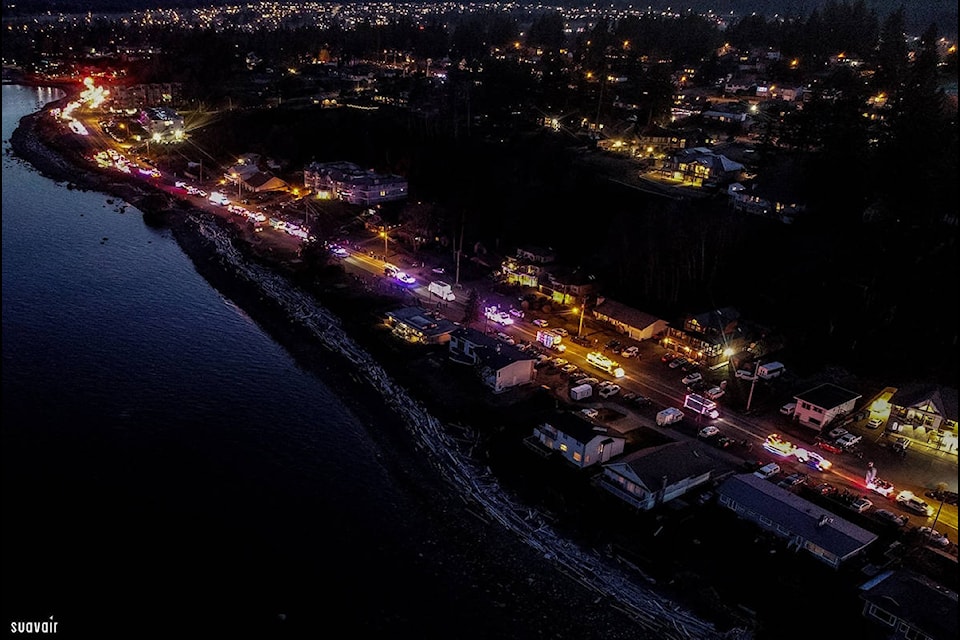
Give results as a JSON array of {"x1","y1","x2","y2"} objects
[{"x1": 462, "y1": 289, "x2": 480, "y2": 326}]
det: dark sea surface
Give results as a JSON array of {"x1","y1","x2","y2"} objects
[{"x1": 2, "y1": 85, "x2": 656, "y2": 640}]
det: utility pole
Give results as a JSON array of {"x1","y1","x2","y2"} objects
[
  {"x1": 576, "y1": 303, "x2": 586, "y2": 338},
  {"x1": 745, "y1": 360, "x2": 762, "y2": 412},
  {"x1": 454, "y1": 214, "x2": 464, "y2": 286}
]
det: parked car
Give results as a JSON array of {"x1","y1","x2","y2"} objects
[
  {"x1": 827, "y1": 426, "x2": 849, "y2": 440},
  {"x1": 735, "y1": 369, "x2": 756, "y2": 381},
  {"x1": 753, "y1": 463, "x2": 781, "y2": 479},
  {"x1": 711, "y1": 435, "x2": 734, "y2": 449},
  {"x1": 621, "y1": 392, "x2": 637, "y2": 402},
  {"x1": 668, "y1": 357, "x2": 688, "y2": 369},
  {"x1": 431, "y1": 267, "x2": 445, "y2": 274},
  {"x1": 621, "y1": 346, "x2": 639, "y2": 358},
  {"x1": 705, "y1": 386, "x2": 725, "y2": 400},
  {"x1": 917, "y1": 527, "x2": 951, "y2": 547},
  {"x1": 814, "y1": 439, "x2": 844, "y2": 454},
  {"x1": 848, "y1": 497, "x2": 874, "y2": 514},
  {"x1": 836, "y1": 433, "x2": 862, "y2": 449},
  {"x1": 889, "y1": 436, "x2": 911, "y2": 455},
  {"x1": 779, "y1": 402, "x2": 797, "y2": 416},
  {"x1": 561, "y1": 364, "x2": 578, "y2": 375},
  {"x1": 661, "y1": 353, "x2": 678, "y2": 363},
  {"x1": 681, "y1": 372, "x2": 703, "y2": 386},
  {"x1": 553, "y1": 327, "x2": 569, "y2": 337},
  {"x1": 896, "y1": 491, "x2": 934, "y2": 517},
  {"x1": 925, "y1": 489, "x2": 959, "y2": 506},
  {"x1": 574, "y1": 377, "x2": 600, "y2": 387},
  {"x1": 698, "y1": 426, "x2": 720, "y2": 439},
  {"x1": 598, "y1": 384, "x2": 621, "y2": 399},
  {"x1": 509, "y1": 308, "x2": 524, "y2": 318},
  {"x1": 866, "y1": 417, "x2": 884, "y2": 429},
  {"x1": 631, "y1": 395, "x2": 652, "y2": 407},
  {"x1": 495, "y1": 332, "x2": 515, "y2": 345},
  {"x1": 873, "y1": 509, "x2": 909, "y2": 527},
  {"x1": 778, "y1": 472, "x2": 808, "y2": 489},
  {"x1": 810, "y1": 482, "x2": 838, "y2": 497},
  {"x1": 532, "y1": 319, "x2": 549, "y2": 327}
]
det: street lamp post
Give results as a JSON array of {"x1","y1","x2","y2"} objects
[
  {"x1": 380, "y1": 230, "x2": 388, "y2": 258},
  {"x1": 575, "y1": 305, "x2": 586, "y2": 338}
]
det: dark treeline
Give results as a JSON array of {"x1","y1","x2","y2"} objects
[{"x1": 4, "y1": 2, "x2": 957, "y2": 386}]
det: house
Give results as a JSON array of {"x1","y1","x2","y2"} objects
[
  {"x1": 633, "y1": 124, "x2": 700, "y2": 156},
  {"x1": 717, "y1": 474, "x2": 878, "y2": 569},
  {"x1": 109, "y1": 82, "x2": 181, "y2": 110},
  {"x1": 793, "y1": 383, "x2": 862, "y2": 431},
  {"x1": 384, "y1": 307, "x2": 457, "y2": 345},
  {"x1": 662, "y1": 307, "x2": 747, "y2": 367},
  {"x1": 136, "y1": 106, "x2": 184, "y2": 141},
  {"x1": 661, "y1": 147, "x2": 745, "y2": 187},
  {"x1": 728, "y1": 180, "x2": 806, "y2": 224},
  {"x1": 727, "y1": 153, "x2": 807, "y2": 224},
  {"x1": 448, "y1": 327, "x2": 535, "y2": 394},
  {"x1": 244, "y1": 171, "x2": 288, "y2": 193},
  {"x1": 515, "y1": 245, "x2": 556, "y2": 264},
  {"x1": 529, "y1": 412, "x2": 625, "y2": 469},
  {"x1": 596, "y1": 441, "x2": 718, "y2": 511},
  {"x1": 887, "y1": 384, "x2": 958, "y2": 453},
  {"x1": 592, "y1": 298, "x2": 669, "y2": 342},
  {"x1": 540, "y1": 268, "x2": 598, "y2": 306},
  {"x1": 859, "y1": 570, "x2": 958, "y2": 640},
  {"x1": 303, "y1": 161, "x2": 407, "y2": 205},
  {"x1": 499, "y1": 257, "x2": 543, "y2": 288}
]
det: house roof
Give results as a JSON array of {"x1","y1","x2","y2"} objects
[
  {"x1": 605, "y1": 441, "x2": 718, "y2": 491},
  {"x1": 794, "y1": 383, "x2": 862, "y2": 410},
  {"x1": 593, "y1": 299, "x2": 665, "y2": 331},
  {"x1": 541, "y1": 412, "x2": 623, "y2": 446},
  {"x1": 452, "y1": 326, "x2": 534, "y2": 369},
  {"x1": 859, "y1": 570, "x2": 958, "y2": 640},
  {"x1": 735, "y1": 154, "x2": 808, "y2": 205},
  {"x1": 688, "y1": 307, "x2": 740, "y2": 332},
  {"x1": 245, "y1": 172, "x2": 287, "y2": 191},
  {"x1": 387, "y1": 306, "x2": 458, "y2": 338},
  {"x1": 718, "y1": 474, "x2": 877, "y2": 557},
  {"x1": 889, "y1": 384, "x2": 958, "y2": 422}
]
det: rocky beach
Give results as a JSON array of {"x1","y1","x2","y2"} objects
[{"x1": 7, "y1": 89, "x2": 747, "y2": 639}]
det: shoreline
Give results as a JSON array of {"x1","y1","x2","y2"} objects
[{"x1": 7, "y1": 92, "x2": 741, "y2": 639}]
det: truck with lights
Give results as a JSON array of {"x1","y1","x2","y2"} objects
[
  {"x1": 683, "y1": 393, "x2": 720, "y2": 420},
  {"x1": 536, "y1": 330, "x2": 566, "y2": 353},
  {"x1": 585, "y1": 351, "x2": 624, "y2": 378}
]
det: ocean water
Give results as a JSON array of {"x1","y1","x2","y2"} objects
[{"x1": 2, "y1": 84, "x2": 659, "y2": 640}]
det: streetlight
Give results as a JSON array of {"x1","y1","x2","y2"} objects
[
  {"x1": 231, "y1": 172, "x2": 241, "y2": 200},
  {"x1": 380, "y1": 230, "x2": 388, "y2": 258},
  {"x1": 574, "y1": 305, "x2": 586, "y2": 338}
]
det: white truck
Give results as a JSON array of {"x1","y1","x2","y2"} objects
[
  {"x1": 656, "y1": 407, "x2": 685, "y2": 426},
  {"x1": 683, "y1": 393, "x2": 720, "y2": 420},
  {"x1": 757, "y1": 361, "x2": 785, "y2": 380},
  {"x1": 569, "y1": 384, "x2": 593, "y2": 401},
  {"x1": 536, "y1": 329, "x2": 566, "y2": 353},
  {"x1": 585, "y1": 351, "x2": 624, "y2": 378},
  {"x1": 428, "y1": 280, "x2": 456, "y2": 301}
]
